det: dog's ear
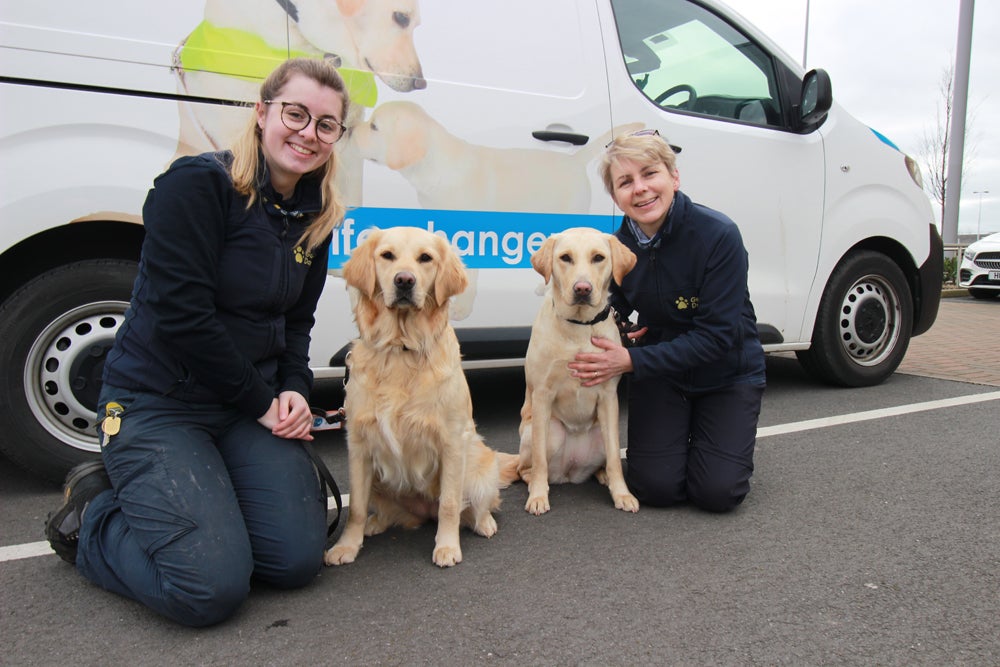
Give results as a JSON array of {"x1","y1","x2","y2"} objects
[
  {"x1": 434, "y1": 236, "x2": 468, "y2": 304},
  {"x1": 530, "y1": 234, "x2": 557, "y2": 284},
  {"x1": 335, "y1": 0, "x2": 366, "y2": 17},
  {"x1": 609, "y1": 235, "x2": 637, "y2": 286},
  {"x1": 343, "y1": 228, "x2": 382, "y2": 298}
]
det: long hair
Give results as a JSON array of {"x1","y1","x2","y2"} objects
[{"x1": 230, "y1": 58, "x2": 350, "y2": 252}]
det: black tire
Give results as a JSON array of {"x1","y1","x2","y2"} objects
[
  {"x1": 796, "y1": 251, "x2": 913, "y2": 387},
  {"x1": 968, "y1": 288, "x2": 999, "y2": 300},
  {"x1": 0, "y1": 259, "x2": 136, "y2": 482}
]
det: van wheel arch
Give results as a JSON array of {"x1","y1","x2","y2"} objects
[
  {"x1": 0, "y1": 259, "x2": 138, "y2": 482},
  {"x1": 796, "y1": 250, "x2": 913, "y2": 387}
]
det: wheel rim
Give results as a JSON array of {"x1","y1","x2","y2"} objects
[
  {"x1": 837, "y1": 274, "x2": 902, "y2": 367},
  {"x1": 23, "y1": 301, "x2": 128, "y2": 453}
]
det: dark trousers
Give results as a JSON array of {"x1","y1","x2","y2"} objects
[
  {"x1": 76, "y1": 385, "x2": 326, "y2": 627},
  {"x1": 624, "y1": 377, "x2": 764, "y2": 512}
]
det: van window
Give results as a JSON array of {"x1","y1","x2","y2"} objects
[{"x1": 610, "y1": 0, "x2": 783, "y2": 127}]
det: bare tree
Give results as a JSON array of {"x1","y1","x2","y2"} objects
[{"x1": 920, "y1": 64, "x2": 977, "y2": 228}]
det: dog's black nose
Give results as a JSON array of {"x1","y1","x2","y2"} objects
[{"x1": 394, "y1": 272, "x2": 416, "y2": 291}]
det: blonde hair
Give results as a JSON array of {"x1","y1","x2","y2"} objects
[
  {"x1": 599, "y1": 132, "x2": 678, "y2": 197},
  {"x1": 230, "y1": 58, "x2": 350, "y2": 252}
]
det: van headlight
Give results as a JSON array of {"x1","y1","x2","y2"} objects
[{"x1": 904, "y1": 155, "x2": 924, "y2": 189}]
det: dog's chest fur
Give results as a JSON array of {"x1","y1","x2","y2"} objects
[{"x1": 345, "y1": 340, "x2": 469, "y2": 497}]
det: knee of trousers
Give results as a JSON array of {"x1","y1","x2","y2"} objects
[
  {"x1": 687, "y1": 478, "x2": 749, "y2": 514},
  {"x1": 161, "y1": 558, "x2": 253, "y2": 628},
  {"x1": 259, "y1": 547, "x2": 323, "y2": 590},
  {"x1": 625, "y1": 460, "x2": 686, "y2": 508}
]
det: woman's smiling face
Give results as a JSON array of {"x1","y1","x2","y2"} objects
[
  {"x1": 256, "y1": 73, "x2": 344, "y2": 198},
  {"x1": 609, "y1": 157, "x2": 680, "y2": 233}
]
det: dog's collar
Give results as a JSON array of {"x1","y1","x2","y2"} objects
[
  {"x1": 567, "y1": 304, "x2": 612, "y2": 326},
  {"x1": 177, "y1": 21, "x2": 379, "y2": 107}
]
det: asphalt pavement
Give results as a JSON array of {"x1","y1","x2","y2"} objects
[{"x1": 1, "y1": 296, "x2": 998, "y2": 665}]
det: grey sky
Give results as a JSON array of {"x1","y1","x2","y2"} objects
[{"x1": 729, "y1": 0, "x2": 999, "y2": 237}]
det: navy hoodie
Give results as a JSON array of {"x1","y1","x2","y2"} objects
[
  {"x1": 611, "y1": 190, "x2": 765, "y2": 391},
  {"x1": 103, "y1": 151, "x2": 332, "y2": 418}
]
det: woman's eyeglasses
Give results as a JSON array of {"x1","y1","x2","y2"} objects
[{"x1": 263, "y1": 100, "x2": 346, "y2": 144}]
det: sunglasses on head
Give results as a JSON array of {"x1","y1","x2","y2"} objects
[{"x1": 606, "y1": 128, "x2": 682, "y2": 153}]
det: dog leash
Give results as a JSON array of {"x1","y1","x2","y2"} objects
[{"x1": 302, "y1": 437, "x2": 343, "y2": 546}]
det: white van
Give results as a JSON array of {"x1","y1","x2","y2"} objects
[{"x1": 0, "y1": 0, "x2": 942, "y2": 481}]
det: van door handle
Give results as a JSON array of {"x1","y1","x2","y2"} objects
[{"x1": 532, "y1": 130, "x2": 589, "y2": 146}]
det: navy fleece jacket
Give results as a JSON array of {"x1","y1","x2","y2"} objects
[
  {"x1": 103, "y1": 151, "x2": 332, "y2": 417},
  {"x1": 611, "y1": 190, "x2": 766, "y2": 391}
]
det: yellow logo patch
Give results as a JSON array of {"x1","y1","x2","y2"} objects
[
  {"x1": 294, "y1": 245, "x2": 314, "y2": 266},
  {"x1": 675, "y1": 296, "x2": 699, "y2": 310}
]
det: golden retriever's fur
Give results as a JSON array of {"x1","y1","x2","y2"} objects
[
  {"x1": 518, "y1": 227, "x2": 639, "y2": 514},
  {"x1": 324, "y1": 227, "x2": 518, "y2": 567}
]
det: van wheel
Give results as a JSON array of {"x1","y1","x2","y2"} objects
[
  {"x1": 796, "y1": 251, "x2": 912, "y2": 387},
  {"x1": 0, "y1": 260, "x2": 136, "y2": 482}
]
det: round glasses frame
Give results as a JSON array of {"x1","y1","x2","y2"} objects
[{"x1": 263, "y1": 100, "x2": 346, "y2": 144}]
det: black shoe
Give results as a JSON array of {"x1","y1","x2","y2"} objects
[{"x1": 45, "y1": 460, "x2": 111, "y2": 564}]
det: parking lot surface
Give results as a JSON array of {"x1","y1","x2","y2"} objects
[{"x1": 2, "y1": 297, "x2": 998, "y2": 665}]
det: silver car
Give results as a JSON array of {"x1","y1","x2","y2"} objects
[{"x1": 959, "y1": 231, "x2": 1000, "y2": 299}]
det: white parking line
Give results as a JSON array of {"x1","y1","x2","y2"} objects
[{"x1": 5, "y1": 390, "x2": 1000, "y2": 564}]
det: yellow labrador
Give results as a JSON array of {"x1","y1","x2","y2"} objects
[
  {"x1": 324, "y1": 227, "x2": 518, "y2": 567},
  {"x1": 518, "y1": 227, "x2": 638, "y2": 514}
]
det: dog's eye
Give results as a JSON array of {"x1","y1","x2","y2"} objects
[
  {"x1": 558, "y1": 253, "x2": 572, "y2": 264},
  {"x1": 370, "y1": 121, "x2": 379, "y2": 132},
  {"x1": 592, "y1": 253, "x2": 606, "y2": 263},
  {"x1": 380, "y1": 251, "x2": 395, "y2": 261},
  {"x1": 418, "y1": 253, "x2": 433, "y2": 263},
  {"x1": 393, "y1": 11, "x2": 411, "y2": 28}
]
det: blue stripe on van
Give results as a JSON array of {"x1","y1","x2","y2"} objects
[
  {"x1": 328, "y1": 207, "x2": 619, "y2": 269},
  {"x1": 870, "y1": 128, "x2": 899, "y2": 151}
]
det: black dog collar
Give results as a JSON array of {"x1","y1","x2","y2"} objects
[{"x1": 567, "y1": 304, "x2": 612, "y2": 326}]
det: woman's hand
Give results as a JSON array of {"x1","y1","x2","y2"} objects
[
  {"x1": 257, "y1": 390, "x2": 315, "y2": 441},
  {"x1": 568, "y1": 335, "x2": 639, "y2": 387}
]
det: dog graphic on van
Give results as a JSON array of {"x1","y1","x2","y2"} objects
[
  {"x1": 171, "y1": 0, "x2": 425, "y2": 204},
  {"x1": 353, "y1": 101, "x2": 642, "y2": 214}
]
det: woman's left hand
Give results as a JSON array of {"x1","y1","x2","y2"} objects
[
  {"x1": 568, "y1": 336, "x2": 635, "y2": 387},
  {"x1": 270, "y1": 390, "x2": 315, "y2": 441}
]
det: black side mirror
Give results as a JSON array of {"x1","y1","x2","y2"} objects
[{"x1": 799, "y1": 68, "x2": 832, "y2": 128}]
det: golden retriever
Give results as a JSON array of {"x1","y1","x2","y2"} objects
[
  {"x1": 518, "y1": 227, "x2": 639, "y2": 515},
  {"x1": 324, "y1": 227, "x2": 519, "y2": 567}
]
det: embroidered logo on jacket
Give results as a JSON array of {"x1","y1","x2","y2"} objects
[
  {"x1": 294, "y1": 245, "x2": 314, "y2": 266},
  {"x1": 675, "y1": 296, "x2": 699, "y2": 310}
]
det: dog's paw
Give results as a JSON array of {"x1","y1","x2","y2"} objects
[
  {"x1": 324, "y1": 544, "x2": 359, "y2": 566},
  {"x1": 613, "y1": 492, "x2": 640, "y2": 513},
  {"x1": 525, "y1": 495, "x2": 551, "y2": 515},
  {"x1": 364, "y1": 514, "x2": 390, "y2": 536},
  {"x1": 595, "y1": 468, "x2": 609, "y2": 486},
  {"x1": 473, "y1": 514, "x2": 498, "y2": 538},
  {"x1": 432, "y1": 545, "x2": 463, "y2": 567}
]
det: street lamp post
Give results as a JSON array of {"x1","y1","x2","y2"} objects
[{"x1": 973, "y1": 190, "x2": 989, "y2": 241}]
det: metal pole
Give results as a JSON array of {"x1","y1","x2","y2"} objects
[
  {"x1": 942, "y1": 0, "x2": 975, "y2": 246},
  {"x1": 973, "y1": 190, "x2": 988, "y2": 240},
  {"x1": 802, "y1": 0, "x2": 810, "y2": 69}
]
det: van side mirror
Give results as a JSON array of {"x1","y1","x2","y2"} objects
[{"x1": 799, "y1": 68, "x2": 832, "y2": 128}]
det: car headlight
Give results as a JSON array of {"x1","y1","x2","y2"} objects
[{"x1": 964, "y1": 248, "x2": 976, "y2": 262}]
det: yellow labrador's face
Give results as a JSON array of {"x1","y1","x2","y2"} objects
[
  {"x1": 550, "y1": 229, "x2": 615, "y2": 308},
  {"x1": 344, "y1": 226, "x2": 467, "y2": 311},
  {"x1": 532, "y1": 227, "x2": 637, "y2": 308}
]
